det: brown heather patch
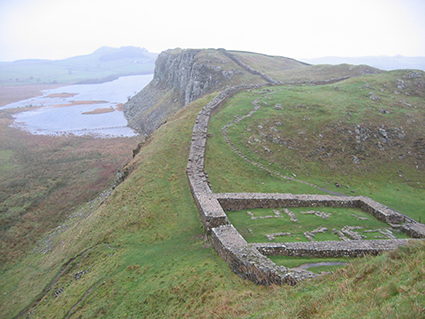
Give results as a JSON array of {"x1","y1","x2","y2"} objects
[
  {"x1": 0, "y1": 106, "x2": 140, "y2": 268},
  {"x1": 52, "y1": 100, "x2": 109, "y2": 107},
  {"x1": 81, "y1": 107, "x2": 115, "y2": 115},
  {"x1": 45, "y1": 92, "x2": 78, "y2": 98},
  {"x1": 115, "y1": 103, "x2": 125, "y2": 111},
  {"x1": 0, "y1": 83, "x2": 63, "y2": 107}
]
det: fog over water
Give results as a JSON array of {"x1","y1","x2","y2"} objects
[{"x1": 2, "y1": 74, "x2": 153, "y2": 137}]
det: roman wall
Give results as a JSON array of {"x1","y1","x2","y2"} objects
[{"x1": 186, "y1": 68, "x2": 425, "y2": 286}]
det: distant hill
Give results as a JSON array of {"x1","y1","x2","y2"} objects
[
  {"x1": 0, "y1": 46, "x2": 158, "y2": 85},
  {"x1": 302, "y1": 55, "x2": 425, "y2": 71}
]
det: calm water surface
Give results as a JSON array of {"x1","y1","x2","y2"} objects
[{"x1": 2, "y1": 74, "x2": 153, "y2": 137}]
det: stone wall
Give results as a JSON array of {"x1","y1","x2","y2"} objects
[
  {"x1": 401, "y1": 223, "x2": 425, "y2": 238},
  {"x1": 186, "y1": 67, "x2": 425, "y2": 286},
  {"x1": 211, "y1": 225, "x2": 301, "y2": 285},
  {"x1": 214, "y1": 193, "x2": 405, "y2": 225},
  {"x1": 253, "y1": 239, "x2": 415, "y2": 258},
  {"x1": 186, "y1": 85, "x2": 262, "y2": 229},
  {"x1": 218, "y1": 49, "x2": 282, "y2": 85}
]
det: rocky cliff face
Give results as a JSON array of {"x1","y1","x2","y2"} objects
[
  {"x1": 124, "y1": 48, "x2": 255, "y2": 135},
  {"x1": 123, "y1": 48, "x2": 384, "y2": 136}
]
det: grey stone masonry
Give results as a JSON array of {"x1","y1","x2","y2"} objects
[
  {"x1": 211, "y1": 225, "x2": 299, "y2": 285},
  {"x1": 187, "y1": 81, "x2": 425, "y2": 286},
  {"x1": 214, "y1": 193, "x2": 405, "y2": 225},
  {"x1": 252, "y1": 239, "x2": 415, "y2": 258},
  {"x1": 187, "y1": 85, "x2": 261, "y2": 227},
  {"x1": 401, "y1": 223, "x2": 425, "y2": 238},
  {"x1": 193, "y1": 193, "x2": 229, "y2": 230},
  {"x1": 218, "y1": 49, "x2": 282, "y2": 85}
]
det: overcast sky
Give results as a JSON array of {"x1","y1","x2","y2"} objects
[{"x1": 0, "y1": 0, "x2": 424, "y2": 62}]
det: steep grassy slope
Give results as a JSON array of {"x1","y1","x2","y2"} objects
[
  {"x1": 229, "y1": 50, "x2": 309, "y2": 72},
  {"x1": 1, "y1": 84, "x2": 424, "y2": 318}
]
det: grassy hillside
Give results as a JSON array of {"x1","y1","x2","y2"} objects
[
  {"x1": 1, "y1": 81, "x2": 424, "y2": 318},
  {"x1": 206, "y1": 70, "x2": 425, "y2": 221},
  {"x1": 231, "y1": 51, "x2": 384, "y2": 83},
  {"x1": 1, "y1": 50, "x2": 424, "y2": 318}
]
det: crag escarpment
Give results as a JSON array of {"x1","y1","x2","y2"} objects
[
  {"x1": 124, "y1": 48, "x2": 385, "y2": 136},
  {"x1": 124, "y1": 49, "x2": 267, "y2": 135},
  {"x1": 123, "y1": 48, "x2": 317, "y2": 136}
]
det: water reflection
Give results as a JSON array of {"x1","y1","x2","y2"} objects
[{"x1": 2, "y1": 74, "x2": 153, "y2": 138}]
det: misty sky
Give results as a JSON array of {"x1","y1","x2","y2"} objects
[{"x1": 0, "y1": 0, "x2": 425, "y2": 61}]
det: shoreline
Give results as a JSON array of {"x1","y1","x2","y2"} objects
[{"x1": 0, "y1": 83, "x2": 65, "y2": 107}]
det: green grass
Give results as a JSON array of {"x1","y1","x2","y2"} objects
[
  {"x1": 269, "y1": 255, "x2": 351, "y2": 271},
  {"x1": 205, "y1": 70, "x2": 425, "y2": 221},
  {"x1": 0, "y1": 149, "x2": 15, "y2": 173},
  {"x1": 226, "y1": 207, "x2": 409, "y2": 243},
  {"x1": 267, "y1": 63, "x2": 384, "y2": 83},
  {"x1": 0, "y1": 86, "x2": 424, "y2": 318}
]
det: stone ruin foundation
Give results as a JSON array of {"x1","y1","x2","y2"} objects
[{"x1": 186, "y1": 84, "x2": 425, "y2": 286}]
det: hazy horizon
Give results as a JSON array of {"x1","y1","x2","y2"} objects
[
  {"x1": 3, "y1": 46, "x2": 425, "y2": 64},
  {"x1": 1, "y1": 0, "x2": 425, "y2": 62},
  {"x1": 0, "y1": 45, "x2": 425, "y2": 62}
]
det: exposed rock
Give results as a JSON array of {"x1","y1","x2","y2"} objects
[
  {"x1": 301, "y1": 210, "x2": 331, "y2": 219},
  {"x1": 369, "y1": 92, "x2": 380, "y2": 101},
  {"x1": 397, "y1": 78, "x2": 407, "y2": 89},
  {"x1": 266, "y1": 232, "x2": 291, "y2": 241},
  {"x1": 124, "y1": 49, "x2": 265, "y2": 135},
  {"x1": 281, "y1": 209, "x2": 298, "y2": 222},
  {"x1": 341, "y1": 226, "x2": 366, "y2": 240}
]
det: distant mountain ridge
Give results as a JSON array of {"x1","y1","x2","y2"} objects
[
  {"x1": 0, "y1": 46, "x2": 158, "y2": 85},
  {"x1": 302, "y1": 55, "x2": 425, "y2": 71}
]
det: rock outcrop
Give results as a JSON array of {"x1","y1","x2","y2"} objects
[
  {"x1": 124, "y1": 48, "x2": 267, "y2": 135},
  {"x1": 124, "y1": 48, "x2": 387, "y2": 136}
]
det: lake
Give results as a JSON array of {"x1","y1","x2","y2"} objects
[{"x1": 1, "y1": 74, "x2": 153, "y2": 137}]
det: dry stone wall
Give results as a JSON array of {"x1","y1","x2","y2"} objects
[
  {"x1": 218, "y1": 49, "x2": 282, "y2": 85},
  {"x1": 186, "y1": 73, "x2": 425, "y2": 286},
  {"x1": 253, "y1": 239, "x2": 415, "y2": 258},
  {"x1": 214, "y1": 193, "x2": 405, "y2": 225}
]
